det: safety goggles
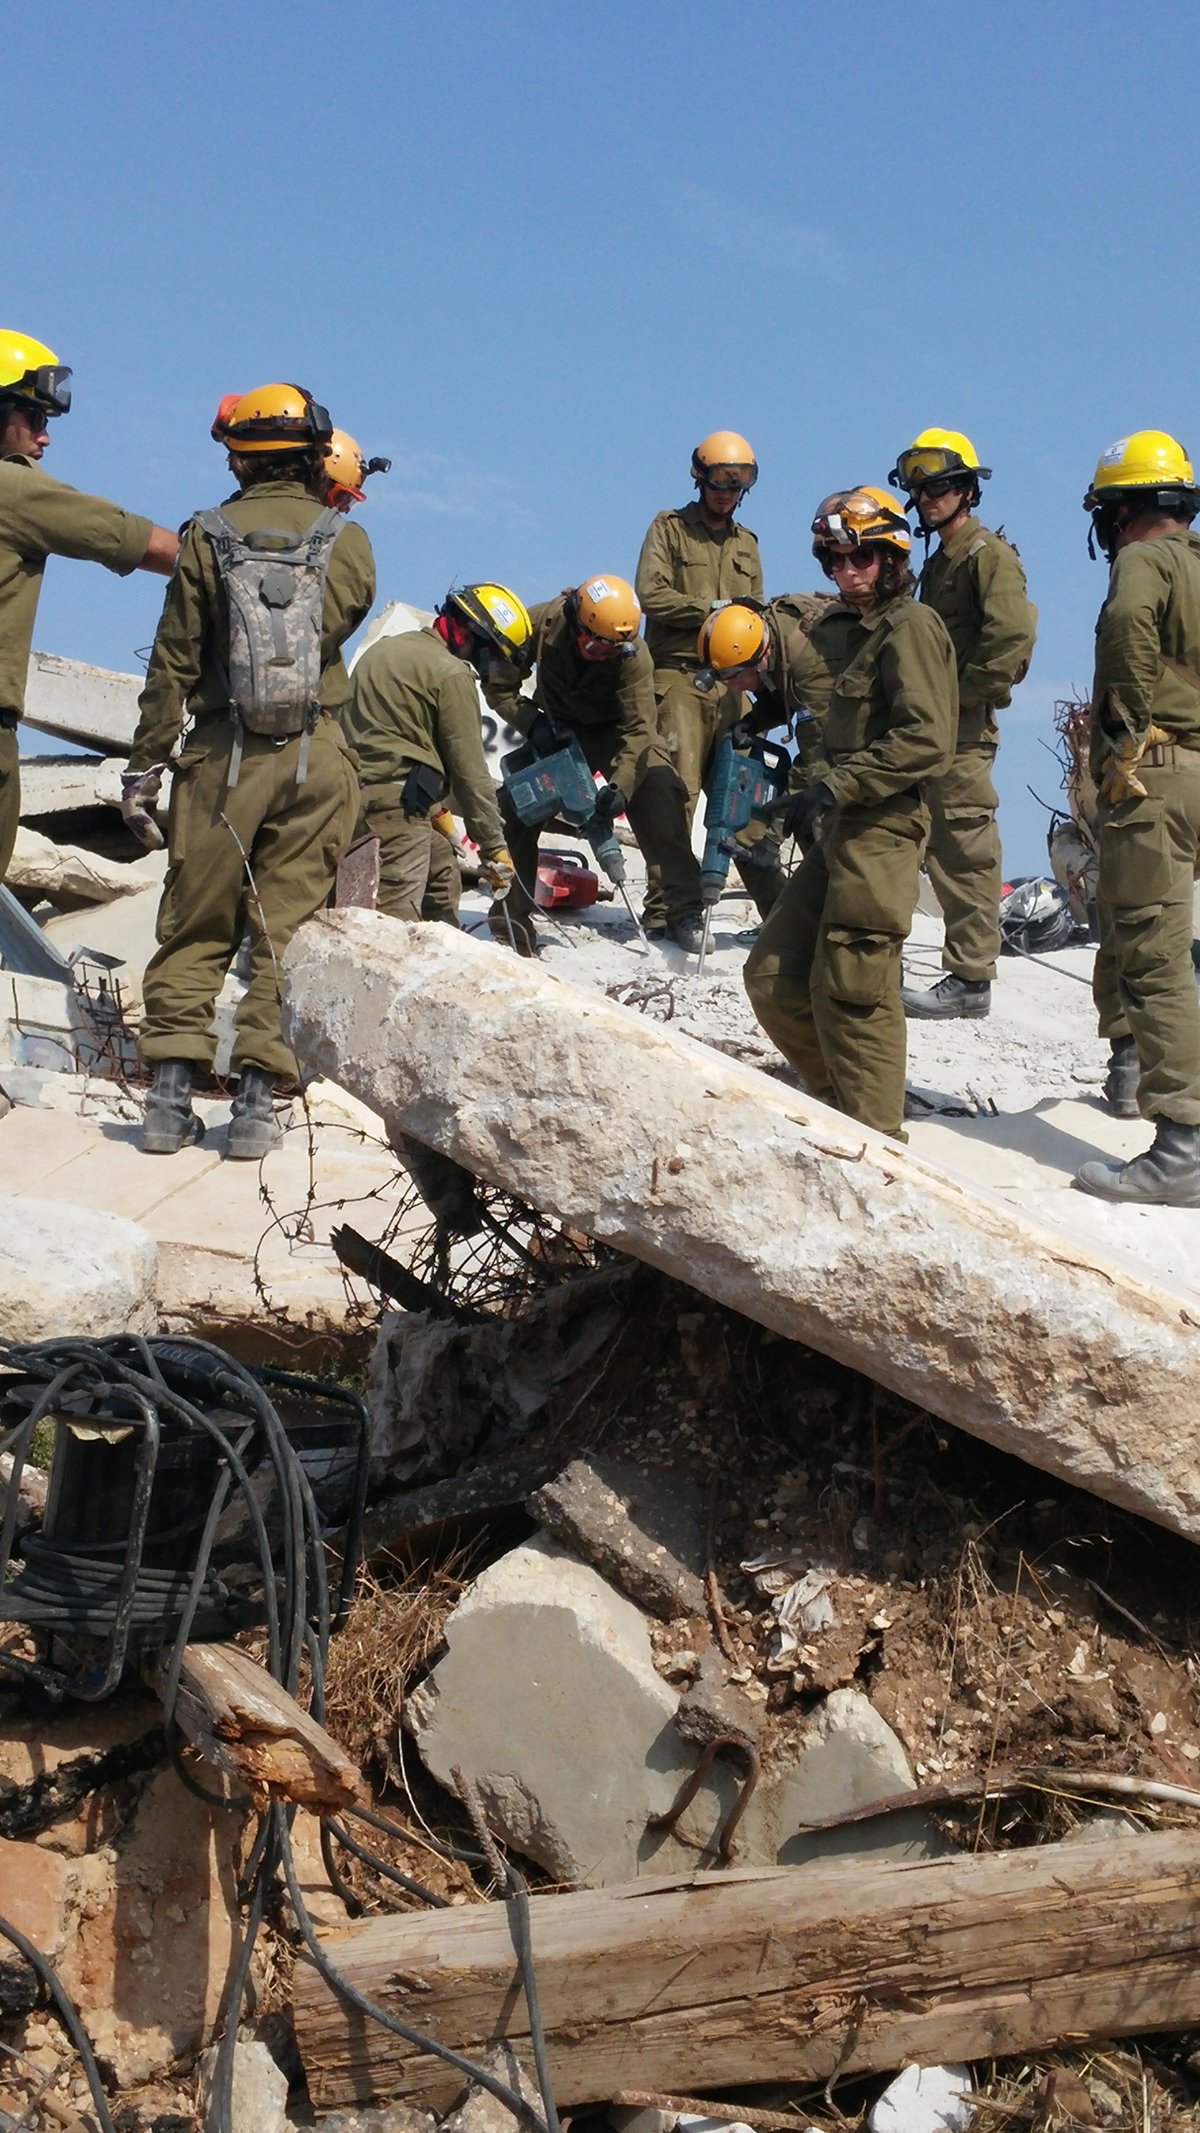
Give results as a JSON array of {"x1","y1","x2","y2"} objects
[
  {"x1": 700, "y1": 463, "x2": 757, "y2": 492},
  {"x1": 891, "y1": 445, "x2": 967, "y2": 489},
  {"x1": 576, "y1": 631, "x2": 636, "y2": 661},
  {"x1": 907, "y1": 471, "x2": 970, "y2": 500},
  {"x1": 14, "y1": 364, "x2": 72, "y2": 415}
]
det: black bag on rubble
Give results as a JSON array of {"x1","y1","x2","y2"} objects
[{"x1": 998, "y1": 875, "x2": 1077, "y2": 955}]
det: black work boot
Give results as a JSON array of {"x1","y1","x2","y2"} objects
[
  {"x1": 141, "y1": 1060, "x2": 204, "y2": 1155},
  {"x1": 666, "y1": 913, "x2": 706, "y2": 954},
  {"x1": 1074, "y1": 1119, "x2": 1200, "y2": 1206},
  {"x1": 1103, "y1": 1036, "x2": 1141, "y2": 1119},
  {"x1": 226, "y1": 1066, "x2": 282, "y2": 1161},
  {"x1": 900, "y1": 973, "x2": 991, "y2": 1019}
]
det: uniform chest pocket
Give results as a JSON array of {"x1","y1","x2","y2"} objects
[{"x1": 824, "y1": 667, "x2": 875, "y2": 754}]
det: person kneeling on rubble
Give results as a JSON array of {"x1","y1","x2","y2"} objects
[
  {"x1": 1074, "y1": 431, "x2": 1200, "y2": 1207},
  {"x1": 123, "y1": 384, "x2": 375, "y2": 1161},
  {"x1": 482, "y1": 575, "x2": 695, "y2": 955},
  {"x1": 344, "y1": 584, "x2": 520, "y2": 924},
  {"x1": 703, "y1": 489, "x2": 956, "y2": 1139}
]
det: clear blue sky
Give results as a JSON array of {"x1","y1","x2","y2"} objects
[{"x1": 10, "y1": 0, "x2": 1199, "y2": 870}]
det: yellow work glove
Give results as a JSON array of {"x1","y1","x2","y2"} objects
[
  {"x1": 1097, "y1": 722, "x2": 1171, "y2": 807},
  {"x1": 481, "y1": 846, "x2": 515, "y2": 899},
  {"x1": 430, "y1": 804, "x2": 456, "y2": 840}
]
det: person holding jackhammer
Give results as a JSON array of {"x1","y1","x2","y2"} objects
[
  {"x1": 700, "y1": 489, "x2": 956, "y2": 1139},
  {"x1": 636, "y1": 431, "x2": 776, "y2": 935},
  {"x1": 1073, "y1": 431, "x2": 1200, "y2": 1207},
  {"x1": 344, "y1": 585, "x2": 522, "y2": 924},
  {"x1": 0, "y1": 328, "x2": 179, "y2": 883},
  {"x1": 482, "y1": 575, "x2": 692, "y2": 956},
  {"x1": 122, "y1": 384, "x2": 375, "y2": 1160}
]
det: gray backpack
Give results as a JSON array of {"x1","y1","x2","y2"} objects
[{"x1": 194, "y1": 504, "x2": 343, "y2": 786}]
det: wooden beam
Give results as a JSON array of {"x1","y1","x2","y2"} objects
[
  {"x1": 153, "y1": 1643, "x2": 366, "y2": 1813},
  {"x1": 293, "y1": 1832, "x2": 1200, "y2": 2113}
]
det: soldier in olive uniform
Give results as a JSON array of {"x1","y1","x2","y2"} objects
[
  {"x1": 483, "y1": 575, "x2": 694, "y2": 954},
  {"x1": 889, "y1": 429, "x2": 1036, "y2": 1019},
  {"x1": 636, "y1": 432, "x2": 768, "y2": 937},
  {"x1": 704, "y1": 489, "x2": 956, "y2": 1139},
  {"x1": 1074, "y1": 431, "x2": 1200, "y2": 1206},
  {"x1": 122, "y1": 384, "x2": 375, "y2": 1159},
  {"x1": 0, "y1": 329, "x2": 178, "y2": 880},
  {"x1": 345, "y1": 584, "x2": 519, "y2": 924}
]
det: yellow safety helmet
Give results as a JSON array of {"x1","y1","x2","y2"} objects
[
  {"x1": 811, "y1": 486, "x2": 912, "y2": 559},
  {"x1": 214, "y1": 382, "x2": 333, "y2": 454},
  {"x1": 443, "y1": 583, "x2": 533, "y2": 662},
  {"x1": 0, "y1": 329, "x2": 71, "y2": 415},
  {"x1": 696, "y1": 602, "x2": 770, "y2": 675},
  {"x1": 320, "y1": 429, "x2": 391, "y2": 509},
  {"x1": 889, "y1": 428, "x2": 990, "y2": 493},
  {"x1": 1084, "y1": 430, "x2": 1196, "y2": 504},
  {"x1": 692, "y1": 429, "x2": 758, "y2": 492},
  {"x1": 572, "y1": 574, "x2": 641, "y2": 643}
]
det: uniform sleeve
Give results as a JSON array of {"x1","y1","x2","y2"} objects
[
  {"x1": 780, "y1": 623, "x2": 837, "y2": 723},
  {"x1": 1092, "y1": 548, "x2": 1172, "y2": 740},
  {"x1": 434, "y1": 664, "x2": 506, "y2": 854},
  {"x1": 480, "y1": 601, "x2": 548, "y2": 736},
  {"x1": 745, "y1": 536, "x2": 764, "y2": 601},
  {"x1": 3, "y1": 463, "x2": 153, "y2": 574},
  {"x1": 126, "y1": 521, "x2": 213, "y2": 771},
  {"x1": 960, "y1": 540, "x2": 1036, "y2": 709},
  {"x1": 323, "y1": 521, "x2": 376, "y2": 658},
  {"x1": 822, "y1": 609, "x2": 957, "y2": 809},
  {"x1": 635, "y1": 514, "x2": 707, "y2": 631},
  {"x1": 611, "y1": 645, "x2": 661, "y2": 796}
]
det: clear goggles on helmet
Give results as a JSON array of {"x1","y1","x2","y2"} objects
[
  {"x1": 811, "y1": 492, "x2": 903, "y2": 546},
  {"x1": 576, "y1": 630, "x2": 637, "y2": 660},
  {"x1": 890, "y1": 445, "x2": 979, "y2": 492},
  {"x1": 13, "y1": 364, "x2": 72, "y2": 416},
  {"x1": 699, "y1": 462, "x2": 757, "y2": 493}
]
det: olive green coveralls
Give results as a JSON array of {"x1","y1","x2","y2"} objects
[
  {"x1": 484, "y1": 593, "x2": 691, "y2": 940},
  {"x1": 0, "y1": 454, "x2": 154, "y2": 881},
  {"x1": 128, "y1": 480, "x2": 374, "y2": 1084},
  {"x1": 635, "y1": 501, "x2": 764, "y2": 924},
  {"x1": 918, "y1": 516, "x2": 1035, "y2": 981},
  {"x1": 744, "y1": 594, "x2": 957, "y2": 1137},
  {"x1": 345, "y1": 628, "x2": 506, "y2": 925},
  {"x1": 1089, "y1": 527, "x2": 1200, "y2": 1124}
]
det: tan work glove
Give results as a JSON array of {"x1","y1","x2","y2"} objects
[
  {"x1": 481, "y1": 846, "x2": 515, "y2": 898},
  {"x1": 430, "y1": 804, "x2": 457, "y2": 840},
  {"x1": 1097, "y1": 723, "x2": 1171, "y2": 807},
  {"x1": 120, "y1": 764, "x2": 167, "y2": 849}
]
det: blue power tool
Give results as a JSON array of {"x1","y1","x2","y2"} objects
[
  {"x1": 696, "y1": 735, "x2": 790, "y2": 970},
  {"x1": 500, "y1": 733, "x2": 649, "y2": 946}
]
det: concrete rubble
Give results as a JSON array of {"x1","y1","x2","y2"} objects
[
  {"x1": 283, "y1": 908, "x2": 1200, "y2": 1547},
  {"x1": 0, "y1": 1192, "x2": 157, "y2": 1339}
]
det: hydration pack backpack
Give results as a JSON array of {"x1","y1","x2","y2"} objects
[{"x1": 194, "y1": 504, "x2": 343, "y2": 786}]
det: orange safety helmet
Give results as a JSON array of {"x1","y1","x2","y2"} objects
[
  {"x1": 212, "y1": 383, "x2": 333, "y2": 454},
  {"x1": 692, "y1": 430, "x2": 758, "y2": 492},
  {"x1": 572, "y1": 574, "x2": 641, "y2": 644},
  {"x1": 811, "y1": 486, "x2": 912, "y2": 558},
  {"x1": 696, "y1": 602, "x2": 770, "y2": 674}
]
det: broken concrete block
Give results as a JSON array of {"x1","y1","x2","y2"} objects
[
  {"x1": 23, "y1": 650, "x2": 143, "y2": 751},
  {"x1": 17, "y1": 751, "x2": 124, "y2": 819},
  {"x1": 407, "y1": 1535, "x2": 693, "y2": 1885},
  {"x1": 7, "y1": 826, "x2": 162, "y2": 907},
  {"x1": 768, "y1": 1688, "x2": 948, "y2": 1866},
  {"x1": 282, "y1": 912, "x2": 1200, "y2": 1547},
  {"x1": 440, "y1": 2041, "x2": 544, "y2": 2133},
  {"x1": 528, "y1": 1455, "x2": 706, "y2": 1620},
  {"x1": 196, "y1": 2038, "x2": 288, "y2": 2133},
  {"x1": 675, "y1": 1646, "x2": 760, "y2": 1749},
  {"x1": 0, "y1": 1194, "x2": 157, "y2": 1339},
  {"x1": 306, "y1": 2110, "x2": 436, "y2": 2133},
  {"x1": 0, "y1": 1834, "x2": 72, "y2": 1958}
]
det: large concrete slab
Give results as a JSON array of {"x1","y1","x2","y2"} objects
[
  {"x1": 22, "y1": 651, "x2": 143, "y2": 752},
  {"x1": 284, "y1": 909, "x2": 1200, "y2": 1545},
  {"x1": 0, "y1": 1193, "x2": 157, "y2": 1338}
]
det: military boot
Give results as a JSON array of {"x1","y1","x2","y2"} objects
[
  {"x1": 1103, "y1": 1036, "x2": 1141, "y2": 1120},
  {"x1": 901, "y1": 974, "x2": 991, "y2": 1019},
  {"x1": 141, "y1": 1060, "x2": 204, "y2": 1155},
  {"x1": 226, "y1": 1066, "x2": 282, "y2": 1162},
  {"x1": 666, "y1": 913, "x2": 706, "y2": 954},
  {"x1": 1074, "y1": 1119, "x2": 1200, "y2": 1206}
]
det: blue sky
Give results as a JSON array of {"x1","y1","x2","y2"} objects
[{"x1": 10, "y1": 0, "x2": 1200, "y2": 868}]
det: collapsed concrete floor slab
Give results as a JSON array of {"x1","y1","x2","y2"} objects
[{"x1": 284, "y1": 909, "x2": 1200, "y2": 1545}]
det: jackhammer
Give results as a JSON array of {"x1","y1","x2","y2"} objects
[
  {"x1": 696, "y1": 734, "x2": 790, "y2": 973},
  {"x1": 500, "y1": 731, "x2": 650, "y2": 949}
]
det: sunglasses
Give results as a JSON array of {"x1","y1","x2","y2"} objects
[
  {"x1": 827, "y1": 547, "x2": 878, "y2": 571},
  {"x1": 576, "y1": 631, "x2": 634, "y2": 660},
  {"x1": 911, "y1": 473, "x2": 968, "y2": 500}
]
